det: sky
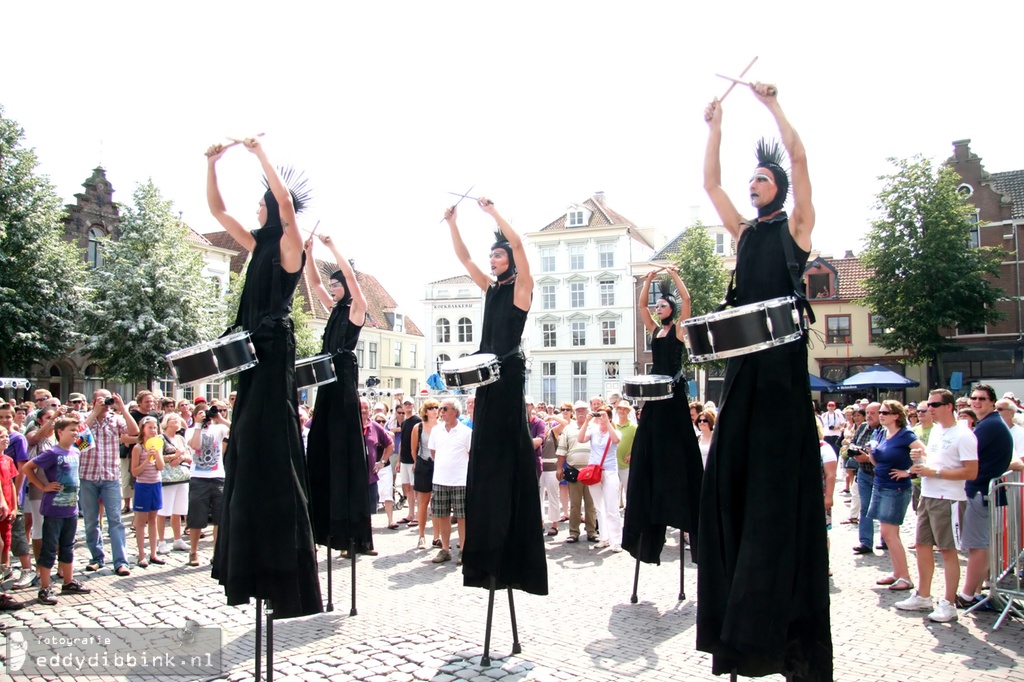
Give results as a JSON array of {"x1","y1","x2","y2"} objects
[{"x1": 6, "y1": 2, "x2": 1023, "y2": 326}]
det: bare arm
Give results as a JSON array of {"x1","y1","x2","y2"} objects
[
  {"x1": 206, "y1": 145, "x2": 256, "y2": 252},
  {"x1": 479, "y1": 198, "x2": 533, "y2": 312},
  {"x1": 444, "y1": 205, "x2": 491, "y2": 291},
  {"x1": 703, "y1": 98, "x2": 745, "y2": 241},
  {"x1": 638, "y1": 270, "x2": 660, "y2": 336},
  {"x1": 753, "y1": 83, "x2": 814, "y2": 251},
  {"x1": 665, "y1": 268, "x2": 692, "y2": 342},
  {"x1": 823, "y1": 460, "x2": 837, "y2": 509},
  {"x1": 247, "y1": 139, "x2": 303, "y2": 273},
  {"x1": 303, "y1": 237, "x2": 334, "y2": 312},
  {"x1": 321, "y1": 234, "x2": 367, "y2": 326}
]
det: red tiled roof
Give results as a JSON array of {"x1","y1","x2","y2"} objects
[
  {"x1": 202, "y1": 231, "x2": 250, "y2": 275},
  {"x1": 827, "y1": 257, "x2": 872, "y2": 300},
  {"x1": 184, "y1": 226, "x2": 213, "y2": 246}
]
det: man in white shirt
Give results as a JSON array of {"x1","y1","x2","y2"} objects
[
  {"x1": 820, "y1": 401, "x2": 846, "y2": 456},
  {"x1": 898, "y1": 389, "x2": 978, "y2": 623},
  {"x1": 427, "y1": 398, "x2": 472, "y2": 565},
  {"x1": 995, "y1": 399, "x2": 1024, "y2": 472}
]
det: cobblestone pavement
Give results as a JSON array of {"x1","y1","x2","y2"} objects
[{"x1": 1, "y1": 491, "x2": 1022, "y2": 681}]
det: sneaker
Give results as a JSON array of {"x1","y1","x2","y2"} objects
[
  {"x1": 928, "y1": 599, "x2": 958, "y2": 623},
  {"x1": 61, "y1": 580, "x2": 92, "y2": 595},
  {"x1": 172, "y1": 538, "x2": 189, "y2": 552},
  {"x1": 0, "y1": 594, "x2": 24, "y2": 611},
  {"x1": 12, "y1": 570, "x2": 36, "y2": 590},
  {"x1": 416, "y1": 537, "x2": 427, "y2": 550},
  {"x1": 157, "y1": 541, "x2": 171, "y2": 555},
  {"x1": 0, "y1": 566, "x2": 13, "y2": 581},
  {"x1": 37, "y1": 587, "x2": 58, "y2": 605},
  {"x1": 895, "y1": 591, "x2": 933, "y2": 611},
  {"x1": 431, "y1": 549, "x2": 452, "y2": 564},
  {"x1": 955, "y1": 594, "x2": 981, "y2": 609}
]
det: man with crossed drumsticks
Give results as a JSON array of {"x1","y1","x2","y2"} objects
[{"x1": 697, "y1": 83, "x2": 831, "y2": 681}]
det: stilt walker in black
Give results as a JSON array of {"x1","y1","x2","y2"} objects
[
  {"x1": 302, "y1": 232, "x2": 368, "y2": 615},
  {"x1": 696, "y1": 82, "x2": 832, "y2": 681},
  {"x1": 444, "y1": 197, "x2": 548, "y2": 665},
  {"x1": 206, "y1": 137, "x2": 323, "y2": 680},
  {"x1": 623, "y1": 267, "x2": 703, "y2": 602}
]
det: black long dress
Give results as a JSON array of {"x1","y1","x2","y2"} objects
[
  {"x1": 306, "y1": 300, "x2": 369, "y2": 550},
  {"x1": 212, "y1": 223, "x2": 323, "y2": 620},
  {"x1": 462, "y1": 281, "x2": 548, "y2": 595},
  {"x1": 696, "y1": 213, "x2": 832, "y2": 680},
  {"x1": 622, "y1": 326, "x2": 703, "y2": 564}
]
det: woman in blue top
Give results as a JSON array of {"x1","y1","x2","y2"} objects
[{"x1": 866, "y1": 400, "x2": 925, "y2": 592}]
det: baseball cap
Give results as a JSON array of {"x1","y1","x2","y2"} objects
[
  {"x1": 573, "y1": 400, "x2": 588, "y2": 410},
  {"x1": 69, "y1": 393, "x2": 87, "y2": 403},
  {"x1": 195, "y1": 396, "x2": 208, "y2": 404}
]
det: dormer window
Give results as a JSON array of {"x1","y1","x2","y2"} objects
[
  {"x1": 568, "y1": 210, "x2": 585, "y2": 226},
  {"x1": 566, "y1": 205, "x2": 592, "y2": 227}
]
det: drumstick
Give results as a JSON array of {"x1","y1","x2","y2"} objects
[
  {"x1": 715, "y1": 73, "x2": 777, "y2": 96},
  {"x1": 717, "y1": 56, "x2": 757, "y2": 103},
  {"x1": 448, "y1": 191, "x2": 495, "y2": 206},
  {"x1": 440, "y1": 183, "x2": 476, "y2": 223},
  {"x1": 223, "y1": 132, "x2": 266, "y2": 149}
]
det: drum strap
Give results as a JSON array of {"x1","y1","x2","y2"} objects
[{"x1": 719, "y1": 218, "x2": 816, "y2": 327}]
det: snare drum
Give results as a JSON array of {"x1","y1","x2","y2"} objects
[
  {"x1": 682, "y1": 296, "x2": 802, "y2": 364},
  {"x1": 165, "y1": 331, "x2": 258, "y2": 385},
  {"x1": 622, "y1": 375, "x2": 675, "y2": 401},
  {"x1": 295, "y1": 354, "x2": 337, "y2": 389},
  {"x1": 439, "y1": 354, "x2": 501, "y2": 389}
]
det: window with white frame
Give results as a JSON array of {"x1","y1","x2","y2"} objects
[
  {"x1": 572, "y1": 361, "x2": 587, "y2": 402},
  {"x1": 571, "y1": 321, "x2": 586, "y2": 346},
  {"x1": 436, "y1": 353, "x2": 451, "y2": 368},
  {"x1": 369, "y1": 342, "x2": 378, "y2": 369},
  {"x1": 436, "y1": 318, "x2": 450, "y2": 343},
  {"x1": 568, "y1": 210, "x2": 585, "y2": 227},
  {"x1": 715, "y1": 233, "x2": 725, "y2": 255},
  {"x1": 599, "y1": 279, "x2": 614, "y2": 306},
  {"x1": 540, "y1": 246, "x2": 555, "y2": 272},
  {"x1": 598, "y1": 242, "x2": 615, "y2": 268},
  {"x1": 205, "y1": 383, "x2": 223, "y2": 402},
  {"x1": 356, "y1": 341, "x2": 365, "y2": 368},
  {"x1": 87, "y1": 226, "x2": 105, "y2": 268},
  {"x1": 647, "y1": 279, "x2": 663, "y2": 305},
  {"x1": 542, "y1": 323, "x2": 556, "y2": 348},
  {"x1": 458, "y1": 317, "x2": 473, "y2": 343},
  {"x1": 542, "y1": 362, "x2": 557, "y2": 405},
  {"x1": 393, "y1": 341, "x2": 402, "y2": 366},
  {"x1": 601, "y1": 320, "x2": 616, "y2": 345},
  {"x1": 570, "y1": 281, "x2": 585, "y2": 308},
  {"x1": 542, "y1": 284, "x2": 556, "y2": 310},
  {"x1": 569, "y1": 244, "x2": 585, "y2": 270},
  {"x1": 156, "y1": 377, "x2": 174, "y2": 399},
  {"x1": 393, "y1": 313, "x2": 404, "y2": 333},
  {"x1": 409, "y1": 344, "x2": 417, "y2": 369}
]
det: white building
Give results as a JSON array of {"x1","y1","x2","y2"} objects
[
  {"x1": 524, "y1": 193, "x2": 662, "y2": 405},
  {"x1": 422, "y1": 275, "x2": 485, "y2": 390}
]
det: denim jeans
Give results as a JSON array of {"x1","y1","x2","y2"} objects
[
  {"x1": 79, "y1": 479, "x2": 129, "y2": 569},
  {"x1": 856, "y1": 469, "x2": 877, "y2": 548}
]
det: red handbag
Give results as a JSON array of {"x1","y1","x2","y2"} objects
[{"x1": 577, "y1": 434, "x2": 612, "y2": 485}]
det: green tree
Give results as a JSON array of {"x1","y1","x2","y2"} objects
[
  {"x1": 671, "y1": 221, "x2": 731, "y2": 318},
  {"x1": 0, "y1": 105, "x2": 85, "y2": 375},
  {"x1": 860, "y1": 155, "x2": 1005, "y2": 381},
  {"x1": 81, "y1": 180, "x2": 220, "y2": 385}
]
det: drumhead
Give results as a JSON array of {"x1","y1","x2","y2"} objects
[
  {"x1": 296, "y1": 354, "x2": 332, "y2": 367},
  {"x1": 624, "y1": 375, "x2": 674, "y2": 386}
]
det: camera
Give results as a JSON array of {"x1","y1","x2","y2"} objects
[
  {"x1": 848, "y1": 444, "x2": 863, "y2": 454},
  {"x1": 207, "y1": 405, "x2": 220, "y2": 419},
  {"x1": 591, "y1": 411, "x2": 602, "y2": 418},
  {"x1": 104, "y1": 397, "x2": 116, "y2": 406}
]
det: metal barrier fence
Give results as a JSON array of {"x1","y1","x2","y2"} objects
[{"x1": 970, "y1": 470, "x2": 1023, "y2": 629}]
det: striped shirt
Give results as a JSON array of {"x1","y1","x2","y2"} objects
[{"x1": 82, "y1": 412, "x2": 129, "y2": 482}]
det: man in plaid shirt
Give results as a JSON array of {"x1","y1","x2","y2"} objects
[{"x1": 81, "y1": 390, "x2": 138, "y2": 576}]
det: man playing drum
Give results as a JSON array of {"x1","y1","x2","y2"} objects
[{"x1": 696, "y1": 83, "x2": 832, "y2": 681}]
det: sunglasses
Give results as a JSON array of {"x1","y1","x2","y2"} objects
[
  {"x1": 879, "y1": 411, "x2": 892, "y2": 415},
  {"x1": 561, "y1": 408, "x2": 572, "y2": 412},
  {"x1": 427, "y1": 406, "x2": 439, "y2": 410},
  {"x1": 440, "y1": 407, "x2": 450, "y2": 412},
  {"x1": 926, "y1": 401, "x2": 949, "y2": 408},
  {"x1": 970, "y1": 395, "x2": 990, "y2": 401},
  {"x1": 697, "y1": 418, "x2": 710, "y2": 424}
]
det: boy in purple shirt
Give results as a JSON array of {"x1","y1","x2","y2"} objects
[{"x1": 23, "y1": 416, "x2": 91, "y2": 605}]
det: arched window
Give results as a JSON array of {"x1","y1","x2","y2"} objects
[
  {"x1": 457, "y1": 317, "x2": 473, "y2": 343},
  {"x1": 436, "y1": 318, "x2": 451, "y2": 343},
  {"x1": 87, "y1": 226, "x2": 105, "y2": 268},
  {"x1": 435, "y1": 353, "x2": 451, "y2": 371}
]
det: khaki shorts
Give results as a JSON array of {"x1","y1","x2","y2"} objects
[{"x1": 915, "y1": 497, "x2": 963, "y2": 550}]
